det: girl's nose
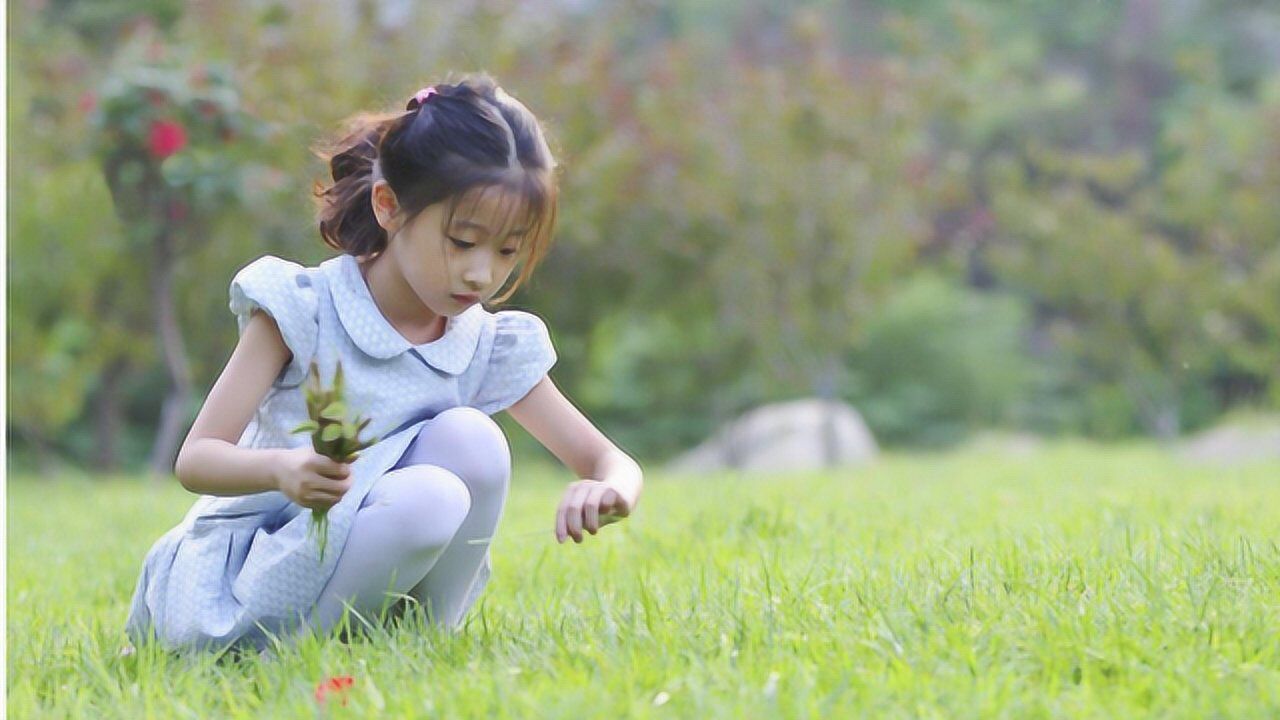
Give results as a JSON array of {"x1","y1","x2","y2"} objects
[{"x1": 463, "y1": 261, "x2": 492, "y2": 288}]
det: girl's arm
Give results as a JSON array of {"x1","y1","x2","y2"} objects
[
  {"x1": 506, "y1": 375, "x2": 644, "y2": 542},
  {"x1": 173, "y1": 309, "x2": 293, "y2": 495}
]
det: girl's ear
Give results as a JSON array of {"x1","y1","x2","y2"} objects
[{"x1": 370, "y1": 180, "x2": 402, "y2": 232}]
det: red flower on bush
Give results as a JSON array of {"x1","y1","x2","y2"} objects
[
  {"x1": 314, "y1": 675, "x2": 355, "y2": 707},
  {"x1": 78, "y1": 91, "x2": 96, "y2": 114},
  {"x1": 148, "y1": 119, "x2": 187, "y2": 159}
]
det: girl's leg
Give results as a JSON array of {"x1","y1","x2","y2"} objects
[
  {"x1": 303, "y1": 464, "x2": 471, "y2": 636},
  {"x1": 393, "y1": 406, "x2": 512, "y2": 629},
  {"x1": 302, "y1": 406, "x2": 511, "y2": 638}
]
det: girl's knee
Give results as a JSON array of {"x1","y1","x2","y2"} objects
[
  {"x1": 435, "y1": 406, "x2": 507, "y2": 450},
  {"x1": 374, "y1": 466, "x2": 471, "y2": 550},
  {"x1": 423, "y1": 407, "x2": 511, "y2": 492}
]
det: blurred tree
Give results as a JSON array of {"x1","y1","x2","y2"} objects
[
  {"x1": 87, "y1": 30, "x2": 270, "y2": 477},
  {"x1": 7, "y1": 9, "x2": 157, "y2": 475},
  {"x1": 42, "y1": 0, "x2": 184, "y2": 52},
  {"x1": 10, "y1": 0, "x2": 1280, "y2": 473},
  {"x1": 847, "y1": 272, "x2": 1030, "y2": 446},
  {"x1": 987, "y1": 145, "x2": 1209, "y2": 438},
  {"x1": 904, "y1": 0, "x2": 1278, "y2": 438},
  {"x1": 1156, "y1": 74, "x2": 1280, "y2": 410},
  {"x1": 694, "y1": 11, "x2": 932, "y2": 459}
]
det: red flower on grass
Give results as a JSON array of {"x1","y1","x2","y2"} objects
[
  {"x1": 148, "y1": 119, "x2": 187, "y2": 159},
  {"x1": 315, "y1": 675, "x2": 355, "y2": 707}
]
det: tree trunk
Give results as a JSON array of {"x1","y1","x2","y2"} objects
[
  {"x1": 148, "y1": 223, "x2": 194, "y2": 481},
  {"x1": 1127, "y1": 373, "x2": 1182, "y2": 441},
  {"x1": 93, "y1": 356, "x2": 130, "y2": 472},
  {"x1": 1115, "y1": 0, "x2": 1164, "y2": 147},
  {"x1": 101, "y1": 151, "x2": 195, "y2": 479}
]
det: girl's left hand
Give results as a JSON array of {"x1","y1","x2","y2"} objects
[{"x1": 555, "y1": 479, "x2": 632, "y2": 544}]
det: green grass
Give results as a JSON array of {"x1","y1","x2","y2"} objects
[{"x1": 8, "y1": 441, "x2": 1280, "y2": 718}]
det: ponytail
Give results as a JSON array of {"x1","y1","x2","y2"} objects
[{"x1": 311, "y1": 111, "x2": 406, "y2": 257}]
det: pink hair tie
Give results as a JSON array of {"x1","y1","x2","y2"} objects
[{"x1": 409, "y1": 86, "x2": 437, "y2": 109}]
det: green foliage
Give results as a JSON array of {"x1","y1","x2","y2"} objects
[
  {"x1": 291, "y1": 360, "x2": 378, "y2": 562},
  {"x1": 87, "y1": 45, "x2": 269, "y2": 248},
  {"x1": 294, "y1": 361, "x2": 378, "y2": 464},
  {"x1": 577, "y1": 307, "x2": 768, "y2": 461},
  {"x1": 6, "y1": 153, "x2": 151, "y2": 452},
  {"x1": 1156, "y1": 75, "x2": 1280, "y2": 409},
  {"x1": 847, "y1": 273, "x2": 1030, "y2": 447},
  {"x1": 10, "y1": 0, "x2": 1280, "y2": 472},
  {"x1": 44, "y1": 0, "x2": 185, "y2": 50}
]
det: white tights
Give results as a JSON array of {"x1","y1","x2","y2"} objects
[{"x1": 303, "y1": 406, "x2": 511, "y2": 636}]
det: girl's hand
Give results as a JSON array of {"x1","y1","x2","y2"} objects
[
  {"x1": 555, "y1": 479, "x2": 632, "y2": 544},
  {"x1": 273, "y1": 446, "x2": 354, "y2": 512}
]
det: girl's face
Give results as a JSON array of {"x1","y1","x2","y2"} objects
[{"x1": 377, "y1": 184, "x2": 528, "y2": 317}]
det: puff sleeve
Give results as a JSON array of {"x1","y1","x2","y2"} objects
[
  {"x1": 228, "y1": 255, "x2": 320, "y2": 388},
  {"x1": 471, "y1": 311, "x2": 557, "y2": 415}
]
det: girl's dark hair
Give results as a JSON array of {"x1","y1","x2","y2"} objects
[{"x1": 311, "y1": 72, "x2": 560, "y2": 303}]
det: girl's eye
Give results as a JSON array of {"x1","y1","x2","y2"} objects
[{"x1": 451, "y1": 236, "x2": 518, "y2": 256}]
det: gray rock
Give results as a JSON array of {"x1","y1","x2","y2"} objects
[
  {"x1": 665, "y1": 398, "x2": 878, "y2": 474},
  {"x1": 1178, "y1": 416, "x2": 1280, "y2": 466}
]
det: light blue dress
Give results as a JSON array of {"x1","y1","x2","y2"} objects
[{"x1": 124, "y1": 252, "x2": 556, "y2": 654}]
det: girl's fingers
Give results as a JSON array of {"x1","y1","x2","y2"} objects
[
  {"x1": 557, "y1": 481, "x2": 626, "y2": 543},
  {"x1": 309, "y1": 479, "x2": 350, "y2": 499},
  {"x1": 565, "y1": 483, "x2": 592, "y2": 543},
  {"x1": 561, "y1": 481, "x2": 593, "y2": 543},
  {"x1": 583, "y1": 485, "x2": 600, "y2": 534},
  {"x1": 307, "y1": 491, "x2": 342, "y2": 505},
  {"x1": 304, "y1": 481, "x2": 348, "y2": 497},
  {"x1": 583, "y1": 483, "x2": 612, "y2": 534},
  {"x1": 600, "y1": 487, "x2": 622, "y2": 517},
  {"x1": 555, "y1": 485, "x2": 572, "y2": 543}
]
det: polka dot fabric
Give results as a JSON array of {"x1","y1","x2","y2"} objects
[
  {"x1": 472, "y1": 312, "x2": 557, "y2": 415},
  {"x1": 124, "y1": 253, "x2": 556, "y2": 654},
  {"x1": 228, "y1": 256, "x2": 319, "y2": 388}
]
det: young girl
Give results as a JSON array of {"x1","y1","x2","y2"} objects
[{"x1": 124, "y1": 73, "x2": 644, "y2": 656}]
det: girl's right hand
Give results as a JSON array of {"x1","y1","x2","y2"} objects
[{"x1": 273, "y1": 447, "x2": 354, "y2": 512}]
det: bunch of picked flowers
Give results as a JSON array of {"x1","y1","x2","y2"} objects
[{"x1": 291, "y1": 360, "x2": 377, "y2": 561}]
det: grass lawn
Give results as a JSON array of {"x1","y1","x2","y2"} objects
[{"x1": 7, "y1": 441, "x2": 1279, "y2": 718}]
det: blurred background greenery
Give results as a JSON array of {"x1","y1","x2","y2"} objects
[{"x1": 8, "y1": 0, "x2": 1279, "y2": 476}]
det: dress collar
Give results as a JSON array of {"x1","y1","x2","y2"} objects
[{"x1": 321, "y1": 253, "x2": 484, "y2": 375}]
